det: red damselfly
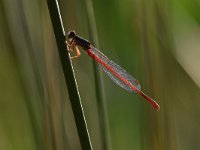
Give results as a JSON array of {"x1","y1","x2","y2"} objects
[{"x1": 66, "y1": 31, "x2": 160, "y2": 111}]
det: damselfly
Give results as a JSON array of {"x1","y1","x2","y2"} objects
[{"x1": 66, "y1": 31, "x2": 160, "y2": 111}]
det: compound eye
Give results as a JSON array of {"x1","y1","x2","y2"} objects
[{"x1": 68, "y1": 31, "x2": 76, "y2": 39}]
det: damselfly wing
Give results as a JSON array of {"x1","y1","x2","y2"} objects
[{"x1": 89, "y1": 46, "x2": 141, "y2": 92}]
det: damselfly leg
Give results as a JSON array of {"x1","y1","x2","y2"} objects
[{"x1": 65, "y1": 41, "x2": 81, "y2": 59}]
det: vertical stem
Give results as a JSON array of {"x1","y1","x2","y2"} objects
[
  {"x1": 85, "y1": 0, "x2": 112, "y2": 149},
  {"x1": 46, "y1": 0, "x2": 93, "y2": 149}
]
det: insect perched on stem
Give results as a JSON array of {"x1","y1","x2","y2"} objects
[{"x1": 66, "y1": 31, "x2": 160, "y2": 111}]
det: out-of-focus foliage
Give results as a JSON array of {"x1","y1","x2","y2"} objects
[{"x1": 1, "y1": 0, "x2": 200, "y2": 149}]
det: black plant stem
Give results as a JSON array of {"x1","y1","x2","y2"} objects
[{"x1": 46, "y1": 0, "x2": 93, "y2": 149}]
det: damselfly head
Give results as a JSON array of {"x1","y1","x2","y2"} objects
[{"x1": 67, "y1": 31, "x2": 76, "y2": 39}]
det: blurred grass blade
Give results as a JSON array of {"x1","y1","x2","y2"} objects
[
  {"x1": 46, "y1": 0, "x2": 93, "y2": 149},
  {"x1": 85, "y1": 0, "x2": 112, "y2": 149}
]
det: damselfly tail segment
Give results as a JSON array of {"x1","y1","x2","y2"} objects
[{"x1": 66, "y1": 31, "x2": 160, "y2": 111}]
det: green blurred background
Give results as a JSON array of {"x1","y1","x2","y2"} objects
[{"x1": 1, "y1": 0, "x2": 200, "y2": 149}]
